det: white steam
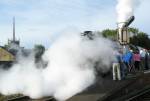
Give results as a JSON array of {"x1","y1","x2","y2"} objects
[
  {"x1": 116, "y1": 0, "x2": 140, "y2": 23},
  {"x1": 0, "y1": 32, "x2": 115, "y2": 101}
]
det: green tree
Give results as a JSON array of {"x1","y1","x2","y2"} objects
[
  {"x1": 101, "y1": 29, "x2": 117, "y2": 40},
  {"x1": 130, "y1": 32, "x2": 150, "y2": 49},
  {"x1": 128, "y1": 27, "x2": 139, "y2": 35},
  {"x1": 34, "y1": 44, "x2": 45, "y2": 61},
  {"x1": 100, "y1": 27, "x2": 150, "y2": 49}
]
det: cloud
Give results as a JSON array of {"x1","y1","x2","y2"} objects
[
  {"x1": 133, "y1": 0, "x2": 150, "y2": 34},
  {"x1": 0, "y1": 0, "x2": 149, "y2": 48}
]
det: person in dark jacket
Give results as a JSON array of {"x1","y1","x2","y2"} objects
[{"x1": 145, "y1": 50, "x2": 149, "y2": 70}]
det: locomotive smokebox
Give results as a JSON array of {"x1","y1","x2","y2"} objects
[{"x1": 81, "y1": 31, "x2": 94, "y2": 40}]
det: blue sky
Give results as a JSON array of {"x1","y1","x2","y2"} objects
[{"x1": 0, "y1": 0, "x2": 149, "y2": 48}]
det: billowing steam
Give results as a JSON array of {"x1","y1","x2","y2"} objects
[
  {"x1": 0, "y1": 32, "x2": 115, "y2": 101},
  {"x1": 116, "y1": 0, "x2": 140, "y2": 26}
]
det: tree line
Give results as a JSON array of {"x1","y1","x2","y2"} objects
[{"x1": 100, "y1": 27, "x2": 150, "y2": 49}]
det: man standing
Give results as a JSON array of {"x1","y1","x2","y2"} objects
[
  {"x1": 112, "y1": 51, "x2": 122, "y2": 80},
  {"x1": 145, "y1": 50, "x2": 149, "y2": 70},
  {"x1": 140, "y1": 49, "x2": 146, "y2": 71},
  {"x1": 122, "y1": 49, "x2": 133, "y2": 73}
]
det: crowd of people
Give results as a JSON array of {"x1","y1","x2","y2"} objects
[{"x1": 112, "y1": 46, "x2": 150, "y2": 80}]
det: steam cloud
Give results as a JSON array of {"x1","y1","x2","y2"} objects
[
  {"x1": 0, "y1": 32, "x2": 115, "y2": 101},
  {"x1": 116, "y1": 0, "x2": 140, "y2": 24}
]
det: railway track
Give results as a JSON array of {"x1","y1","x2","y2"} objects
[
  {"x1": 126, "y1": 87, "x2": 150, "y2": 101},
  {"x1": 35, "y1": 97, "x2": 56, "y2": 101},
  {"x1": 7, "y1": 96, "x2": 31, "y2": 101},
  {"x1": 7, "y1": 96, "x2": 56, "y2": 101}
]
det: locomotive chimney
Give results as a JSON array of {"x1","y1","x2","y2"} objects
[{"x1": 13, "y1": 17, "x2": 16, "y2": 42}]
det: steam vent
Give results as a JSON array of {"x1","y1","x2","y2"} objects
[{"x1": 117, "y1": 16, "x2": 135, "y2": 45}]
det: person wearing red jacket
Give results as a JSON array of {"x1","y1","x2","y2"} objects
[{"x1": 133, "y1": 50, "x2": 141, "y2": 71}]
